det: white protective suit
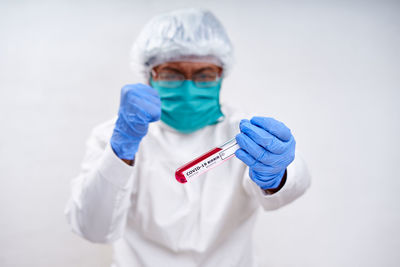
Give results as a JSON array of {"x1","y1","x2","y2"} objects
[
  {"x1": 65, "y1": 105, "x2": 311, "y2": 266},
  {"x1": 65, "y1": 8, "x2": 311, "y2": 267}
]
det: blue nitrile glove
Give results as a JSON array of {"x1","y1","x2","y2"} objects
[
  {"x1": 235, "y1": 117, "x2": 296, "y2": 190},
  {"x1": 110, "y1": 84, "x2": 161, "y2": 160}
]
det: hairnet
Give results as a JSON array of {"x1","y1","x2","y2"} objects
[{"x1": 130, "y1": 8, "x2": 234, "y2": 79}]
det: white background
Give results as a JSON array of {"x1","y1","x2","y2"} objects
[{"x1": 0, "y1": 0, "x2": 399, "y2": 266}]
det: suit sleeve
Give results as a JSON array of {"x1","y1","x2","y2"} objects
[
  {"x1": 242, "y1": 152, "x2": 311, "y2": 211},
  {"x1": 64, "y1": 124, "x2": 135, "y2": 243}
]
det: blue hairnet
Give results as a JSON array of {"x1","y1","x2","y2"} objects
[{"x1": 130, "y1": 8, "x2": 234, "y2": 79}]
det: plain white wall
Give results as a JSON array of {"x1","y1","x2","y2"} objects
[{"x1": 0, "y1": 0, "x2": 399, "y2": 266}]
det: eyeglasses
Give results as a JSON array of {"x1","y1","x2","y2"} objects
[{"x1": 151, "y1": 70, "x2": 221, "y2": 88}]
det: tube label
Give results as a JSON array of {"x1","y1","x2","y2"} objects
[{"x1": 184, "y1": 143, "x2": 239, "y2": 180}]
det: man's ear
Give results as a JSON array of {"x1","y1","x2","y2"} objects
[
  {"x1": 218, "y1": 67, "x2": 223, "y2": 77},
  {"x1": 148, "y1": 69, "x2": 156, "y2": 85},
  {"x1": 151, "y1": 69, "x2": 157, "y2": 78}
]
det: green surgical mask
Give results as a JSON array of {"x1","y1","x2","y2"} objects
[{"x1": 150, "y1": 78, "x2": 224, "y2": 134}]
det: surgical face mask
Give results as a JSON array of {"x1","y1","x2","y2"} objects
[{"x1": 150, "y1": 78, "x2": 224, "y2": 134}]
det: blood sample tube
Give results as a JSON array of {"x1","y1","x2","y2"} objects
[{"x1": 175, "y1": 137, "x2": 240, "y2": 183}]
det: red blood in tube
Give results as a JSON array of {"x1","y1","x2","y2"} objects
[{"x1": 175, "y1": 147, "x2": 222, "y2": 183}]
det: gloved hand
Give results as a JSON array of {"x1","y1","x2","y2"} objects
[
  {"x1": 235, "y1": 117, "x2": 296, "y2": 190},
  {"x1": 110, "y1": 84, "x2": 161, "y2": 160}
]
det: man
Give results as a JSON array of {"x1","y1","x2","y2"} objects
[{"x1": 65, "y1": 8, "x2": 311, "y2": 267}]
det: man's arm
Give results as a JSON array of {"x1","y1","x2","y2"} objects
[
  {"x1": 236, "y1": 117, "x2": 311, "y2": 209},
  {"x1": 122, "y1": 159, "x2": 135, "y2": 166},
  {"x1": 65, "y1": 125, "x2": 135, "y2": 243},
  {"x1": 65, "y1": 84, "x2": 160, "y2": 243},
  {"x1": 264, "y1": 170, "x2": 287, "y2": 195},
  {"x1": 243, "y1": 154, "x2": 311, "y2": 211}
]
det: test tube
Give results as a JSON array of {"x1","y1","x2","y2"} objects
[{"x1": 175, "y1": 137, "x2": 239, "y2": 183}]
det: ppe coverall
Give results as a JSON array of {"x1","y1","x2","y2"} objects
[{"x1": 65, "y1": 105, "x2": 311, "y2": 267}]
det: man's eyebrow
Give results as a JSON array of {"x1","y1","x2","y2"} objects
[
  {"x1": 158, "y1": 66, "x2": 182, "y2": 73},
  {"x1": 194, "y1": 67, "x2": 217, "y2": 73}
]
